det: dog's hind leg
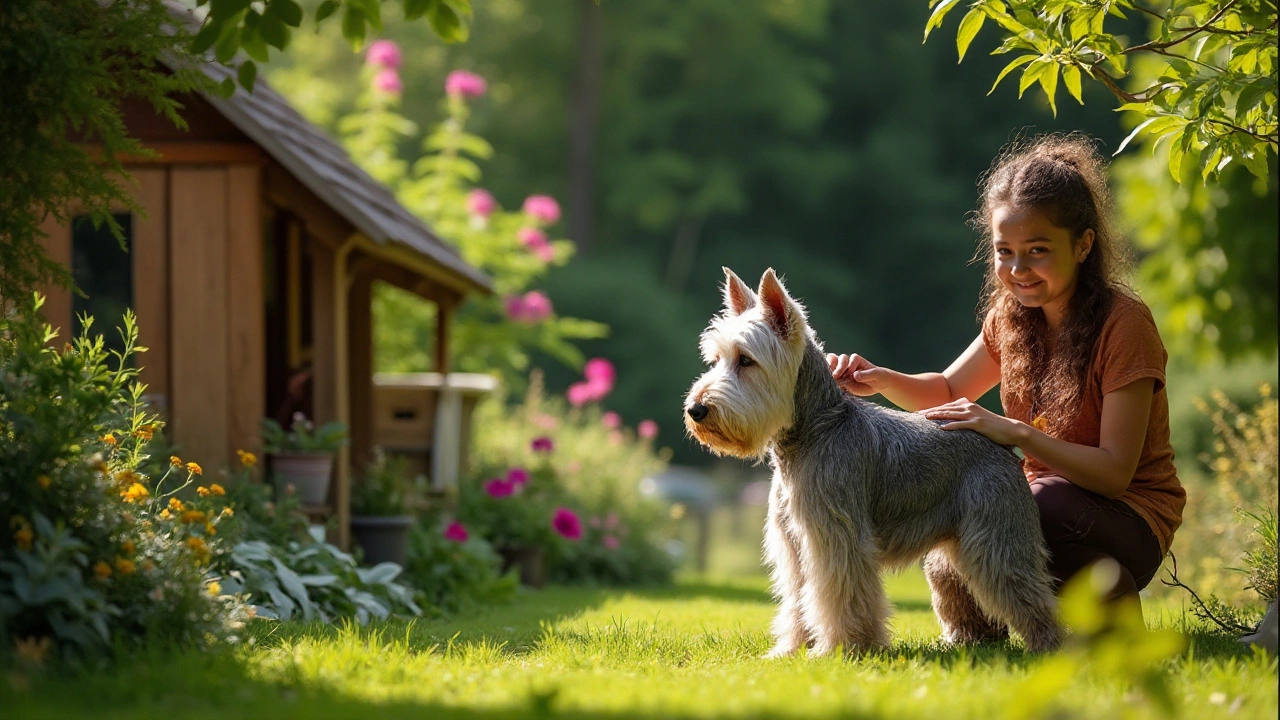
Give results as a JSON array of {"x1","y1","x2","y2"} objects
[
  {"x1": 923, "y1": 542, "x2": 1009, "y2": 645},
  {"x1": 763, "y1": 479, "x2": 810, "y2": 658},
  {"x1": 952, "y1": 516, "x2": 1063, "y2": 653},
  {"x1": 796, "y1": 524, "x2": 890, "y2": 656}
]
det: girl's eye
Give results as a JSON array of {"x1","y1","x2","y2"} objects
[{"x1": 738, "y1": 355, "x2": 755, "y2": 368}]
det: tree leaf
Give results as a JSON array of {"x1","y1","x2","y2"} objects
[
  {"x1": 1018, "y1": 58, "x2": 1051, "y2": 99},
  {"x1": 342, "y1": 7, "x2": 368, "y2": 50},
  {"x1": 1038, "y1": 62, "x2": 1060, "y2": 116},
  {"x1": 190, "y1": 19, "x2": 223, "y2": 55},
  {"x1": 989, "y1": 54, "x2": 1037, "y2": 95},
  {"x1": 427, "y1": 1, "x2": 468, "y2": 43},
  {"x1": 404, "y1": 0, "x2": 435, "y2": 21},
  {"x1": 259, "y1": 14, "x2": 290, "y2": 49},
  {"x1": 1062, "y1": 63, "x2": 1083, "y2": 105},
  {"x1": 237, "y1": 60, "x2": 258, "y2": 92},
  {"x1": 315, "y1": 0, "x2": 340, "y2": 24},
  {"x1": 956, "y1": 8, "x2": 986, "y2": 63},
  {"x1": 1113, "y1": 117, "x2": 1158, "y2": 156},
  {"x1": 267, "y1": 0, "x2": 304, "y2": 27},
  {"x1": 923, "y1": 0, "x2": 961, "y2": 41}
]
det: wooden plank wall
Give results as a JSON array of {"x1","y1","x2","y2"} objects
[
  {"x1": 225, "y1": 165, "x2": 265, "y2": 461},
  {"x1": 131, "y1": 170, "x2": 170, "y2": 405}
]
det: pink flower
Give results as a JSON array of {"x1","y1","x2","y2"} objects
[
  {"x1": 373, "y1": 68, "x2": 402, "y2": 95},
  {"x1": 443, "y1": 521, "x2": 469, "y2": 543},
  {"x1": 534, "y1": 243, "x2": 556, "y2": 263},
  {"x1": 445, "y1": 70, "x2": 487, "y2": 98},
  {"x1": 602, "y1": 411, "x2": 621, "y2": 429},
  {"x1": 504, "y1": 295, "x2": 526, "y2": 322},
  {"x1": 552, "y1": 507, "x2": 583, "y2": 541},
  {"x1": 522, "y1": 195, "x2": 561, "y2": 225},
  {"x1": 566, "y1": 382, "x2": 595, "y2": 407},
  {"x1": 608, "y1": 430, "x2": 624, "y2": 445},
  {"x1": 531, "y1": 436, "x2": 554, "y2": 453},
  {"x1": 638, "y1": 419, "x2": 659, "y2": 440},
  {"x1": 604, "y1": 512, "x2": 620, "y2": 530},
  {"x1": 366, "y1": 40, "x2": 402, "y2": 70},
  {"x1": 602, "y1": 535, "x2": 620, "y2": 550},
  {"x1": 506, "y1": 467, "x2": 529, "y2": 486},
  {"x1": 518, "y1": 227, "x2": 548, "y2": 249},
  {"x1": 533, "y1": 412, "x2": 560, "y2": 430},
  {"x1": 521, "y1": 291, "x2": 553, "y2": 322},
  {"x1": 467, "y1": 189, "x2": 497, "y2": 218},
  {"x1": 589, "y1": 516, "x2": 603, "y2": 529},
  {"x1": 484, "y1": 478, "x2": 514, "y2": 498},
  {"x1": 583, "y1": 358, "x2": 616, "y2": 395}
]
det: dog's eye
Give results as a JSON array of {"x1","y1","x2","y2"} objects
[{"x1": 738, "y1": 355, "x2": 755, "y2": 368}]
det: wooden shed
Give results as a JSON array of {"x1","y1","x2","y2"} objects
[{"x1": 36, "y1": 43, "x2": 492, "y2": 548}]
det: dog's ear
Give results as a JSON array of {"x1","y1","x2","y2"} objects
[
  {"x1": 722, "y1": 267, "x2": 756, "y2": 316},
  {"x1": 758, "y1": 268, "x2": 800, "y2": 339}
]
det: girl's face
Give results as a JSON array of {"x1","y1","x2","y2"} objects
[{"x1": 991, "y1": 205, "x2": 1093, "y2": 327}]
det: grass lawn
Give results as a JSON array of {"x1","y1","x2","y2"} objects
[{"x1": 4, "y1": 566, "x2": 1275, "y2": 720}]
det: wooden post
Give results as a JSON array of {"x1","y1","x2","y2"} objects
[
  {"x1": 347, "y1": 266, "x2": 374, "y2": 473},
  {"x1": 225, "y1": 164, "x2": 265, "y2": 468}
]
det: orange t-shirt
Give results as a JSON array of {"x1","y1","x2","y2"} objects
[{"x1": 982, "y1": 291, "x2": 1186, "y2": 554}]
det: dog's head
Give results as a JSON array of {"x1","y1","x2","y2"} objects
[{"x1": 683, "y1": 267, "x2": 811, "y2": 459}]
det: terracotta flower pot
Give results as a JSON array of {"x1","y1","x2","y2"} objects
[
  {"x1": 498, "y1": 546, "x2": 547, "y2": 588},
  {"x1": 269, "y1": 451, "x2": 334, "y2": 505},
  {"x1": 350, "y1": 515, "x2": 415, "y2": 566}
]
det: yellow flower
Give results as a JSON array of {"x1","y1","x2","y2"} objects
[
  {"x1": 207, "y1": 581, "x2": 222, "y2": 597},
  {"x1": 237, "y1": 450, "x2": 257, "y2": 468},
  {"x1": 159, "y1": 509, "x2": 172, "y2": 520},
  {"x1": 93, "y1": 561, "x2": 112, "y2": 579},
  {"x1": 100, "y1": 433, "x2": 117, "y2": 446},
  {"x1": 36, "y1": 475, "x2": 52, "y2": 489},
  {"x1": 210, "y1": 483, "x2": 226, "y2": 496},
  {"x1": 185, "y1": 536, "x2": 211, "y2": 564},
  {"x1": 205, "y1": 522, "x2": 217, "y2": 536},
  {"x1": 14, "y1": 636, "x2": 51, "y2": 667},
  {"x1": 114, "y1": 469, "x2": 140, "y2": 486},
  {"x1": 114, "y1": 557, "x2": 136, "y2": 575},
  {"x1": 1031, "y1": 415, "x2": 1049, "y2": 432},
  {"x1": 121, "y1": 539, "x2": 135, "y2": 555},
  {"x1": 180, "y1": 510, "x2": 207, "y2": 525},
  {"x1": 133, "y1": 423, "x2": 157, "y2": 441},
  {"x1": 170, "y1": 455, "x2": 182, "y2": 467},
  {"x1": 186, "y1": 462, "x2": 202, "y2": 476},
  {"x1": 121, "y1": 483, "x2": 150, "y2": 503},
  {"x1": 221, "y1": 507, "x2": 234, "y2": 517},
  {"x1": 95, "y1": 461, "x2": 110, "y2": 477},
  {"x1": 14, "y1": 527, "x2": 33, "y2": 551},
  {"x1": 168, "y1": 498, "x2": 185, "y2": 513},
  {"x1": 197, "y1": 486, "x2": 210, "y2": 497}
]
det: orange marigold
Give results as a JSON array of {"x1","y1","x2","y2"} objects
[
  {"x1": 236, "y1": 449, "x2": 257, "y2": 468},
  {"x1": 93, "y1": 561, "x2": 112, "y2": 579},
  {"x1": 14, "y1": 527, "x2": 33, "y2": 551},
  {"x1": 170, "y1": 455, "x2": 182, "y2": 467},
  {"x1": 168, "y1": 498, "x2": 185, "y2": 513},
  {"x1": 122, "y1": 483, "x2": 150, "y2": 503},
  {"x1": 185, "y1": 462, "x2": 202, "y2": 476},
  {"x1": 121, "y1": 539, "x2": 136, "y2": 555},
  {"x1": 100, "y1": 433, "x2": 117, "y2": 446},
  {"x1": 180, "y1": 510, "x2": 207, "y2": 525},
  {"x1": 114, "y1": 557, "x2": 137, "y2": 575},
  {"x1": 210, "y1": 483, "x2": 226, "y2": 496},
  {"x1": 185, "y1": 536, "x2": 211, "y2": 563},
  {"x1": 205, "y1": 522, "x2": 217, "y2": 536},
  {"x1": 197, "y1": 486, "x2": 210, "y2": 497}
]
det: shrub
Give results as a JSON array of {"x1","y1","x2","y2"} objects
[
  {"x1": 351, "y1": 451, "x2": 417, "y2": 517},
  {"x1": 401, "y1": 520, "x2": 518, "y2": 616},
  {"x1": 0, "y1": 299, "x2": 236, "y2": 663}
]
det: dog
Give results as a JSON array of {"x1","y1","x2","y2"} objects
[{"x1": 683, "y1": 267, "x2": 1062, "y2": 656}]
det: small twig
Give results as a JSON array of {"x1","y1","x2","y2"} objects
[
  {"x1": 1160, "y1": 553, "x2": 1256, "y2": 634},
  {"x1": 1124, "y1": 0, "x2": 1243, "y2": 54},
  {"x1": 1204, "y1": 117, "x2": 1280, "y2": 146}
]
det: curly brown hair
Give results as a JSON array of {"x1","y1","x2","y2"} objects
[{"x1": 972, "y1": 133, "x2": 1134, "y2": 434}]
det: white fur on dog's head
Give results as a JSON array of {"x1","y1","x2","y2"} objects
[{"x1": 684, "y1": 267, "x2": 812, "y2": 459}]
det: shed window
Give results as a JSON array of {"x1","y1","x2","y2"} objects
[{"x1": 71, "y1": 213, "x2": 133, "y2": 357}]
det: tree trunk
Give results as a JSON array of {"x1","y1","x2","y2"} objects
[
  {"x1": 568, "y1": 0, "x2": 603, "y2": 253},
  {"x1": 664, "y1": 214, "x2": 706, "y2": 292}
]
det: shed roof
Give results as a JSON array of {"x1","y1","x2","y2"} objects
[{"x1": 163, "y1": 4, "x2": 492, "y2": 295}]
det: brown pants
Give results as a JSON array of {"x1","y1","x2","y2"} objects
[{"x1": 1030, "y1": 475, "x2": 1164, "y2": 600}]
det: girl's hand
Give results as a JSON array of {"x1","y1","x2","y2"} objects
[
  {"x1": 919, "y1": 398, "x2": 1027, "y2": 446},
  {"x1": 826, "y1": 353, "x2": 892, "y2": 397}
]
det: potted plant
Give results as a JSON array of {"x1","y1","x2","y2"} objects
[
  {"x1": 350, "y1": 451, "x2": 419, "y2": 566},
  {"x1": 262, "y1": 412, "x2": 348, "y2": 506},
  {"x1": 456, "y1": 465, "x2": 572, "y2": 587}
]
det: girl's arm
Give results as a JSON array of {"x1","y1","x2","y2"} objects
[
  {"x1": 828, "y1": 334, "x2": 1000, "y2": 412},
  {"x1": 922, "y1": 377, "x2": 1156, "y2": 498}
]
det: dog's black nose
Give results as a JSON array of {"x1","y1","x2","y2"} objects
[{"x1": 686, "y1": 402, "x2": 709, "y2": 423}]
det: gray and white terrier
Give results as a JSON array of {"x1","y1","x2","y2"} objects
[{"x1": 684, "y1": 268, "x2": 1062, "y2": 656}]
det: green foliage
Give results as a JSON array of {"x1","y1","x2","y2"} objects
[
  {"x1": 456, "y1": 461, "x2": 562, "y2": 552},
  {"x1": 401, "y1": 520, "x2": 518, "y2": 615},
  {"x1": 0, "y1": 298, "x2": 235, "y2": 663},
  {"x1": 0, "y1": 0, "x2": 208, "y2": 308},
  {"x1": 191, "y1": 0, "x2": 473, "y2": 96},
  {"x1": 220, "y1": 537, "x2": 421, "y2": 624},
  {"x1": 1239, "y1": 508, "x2": 1276, "y2": 604},
  {"x1": 351, "y1": 451, "x2": 417, "y2": 517},
  {"x1": 261, "y1": 415, "x2": 349, "y2": 453},
  {"x1": 928, "y1": 0, "x2": 1277, "y2": 183}
]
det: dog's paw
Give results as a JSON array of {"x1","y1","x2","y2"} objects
[{"x1": 762, "y1": 643, "x2": 800, "y2": 659}]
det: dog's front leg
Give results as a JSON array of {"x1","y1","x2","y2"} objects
[
  {"x1": 763, "y1": 479, "x2": 809, "y2": 658},
  {"x1": 796, "y1": 519, "x2": 890, "y2": 656}
]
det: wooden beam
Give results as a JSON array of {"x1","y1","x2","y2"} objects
[
  {"x1": 263, "y1": 160, "x2": 353, "y2": 248},
  {"x1": 89, "y1": 142, "x2": 263, "y2": 165},
  {"x1": 36, "y1": 214, "x2": 72, "y2": 339},
  {"x1": 347, "y1": 268, "x2": 374, "y2": 473},
  {"x1": 169, "y1": 168, "x2": 230, "y2": 472},
  {"x1": 226, "y1": 164, "x2": 265, "y2": 468}
]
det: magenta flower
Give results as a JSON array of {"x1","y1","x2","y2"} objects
[
  {"x1": 604, "y1": 511, "x2": 620, "y2": 530},
  {"x1": 484, "y1": 478, "x2": 514, "y2": 498},
  {"x1": 445, "y1": 70, "x2": 487, "y2": 98},
  {"x1": 566, "y1": 382, "x2": 594, "y2": 407},
  {"x1": 638, "y1": 419, "x2": 659, "y2": 440},
  {"x1": 583, "y1": 358, "x2": 616, "y2": 393},
  {"x1": 534, "y1": 243, "x2": 555, "y2": 263},
  {"x1": 531, "y1": 436, "x2": 554, "y2": 453},
  {"x1": 373, "y1": 68, "x2": 402, "y2": 95},
  {"x1": 506, "y1": 467, "x2": 529, "y2": 486},
  {"x1": 366, "y1": 40, "x2": 402, "y2": 70},
  {"x1": 602, "y1": 535, "x2": 620, "y2": 550},
  {"x1": 467, "y1": 189, "x2": 497, "y2": 218},
  {"x1": 522, "y1": 195, "x2": 561, "y2": 225},
  {"x1": 602, "y1": 411, "x2": 621, "y2": 429},
  {"x1": 552, "y1": 507, "x2": 583, "y2": 541},
  {"x1": 504, "y1": 295, "x2": 526, "y2": 322},
  {"x1": 518, "y1": 227, "x2": 548, "y2": 249},
  {"x1": 521, "y1": 291, "x2": 553, "y2": 322},
  {"x1": 443, "y1": 521, "x2": 469, "y2": 543},
  {"x1": 608, "y1": 430, "x2": 624, "y2": 445}
]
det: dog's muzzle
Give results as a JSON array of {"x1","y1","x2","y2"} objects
[{"x1": 686, "y1": 402, "x2": 709, "y2": 423}]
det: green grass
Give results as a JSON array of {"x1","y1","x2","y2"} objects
[{"x1": 4, "y1": 568, "x2": 1275, "y2": 720}]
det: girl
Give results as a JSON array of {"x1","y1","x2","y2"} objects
[{"x1": 828, "y1": 134, "x2": 1185, "y2": 601}]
